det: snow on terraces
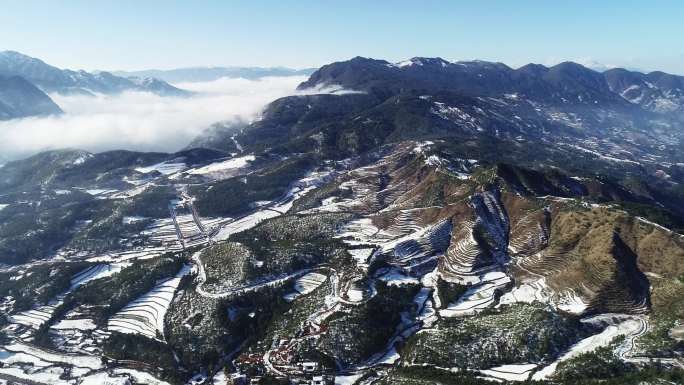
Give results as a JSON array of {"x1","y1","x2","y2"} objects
[
  {"x1": 214, "y1": 170, "x2": 334, "y2": 241},
  {"x1": 70, "y1": 263, "x2": 129, "y2": 288},
  {"x1": 143, "y1": 214, "x2": 228, "y2": 250},
  {"x1": 107, "y1": 264, "x2": 191, "y2": 340},
  {"x1": 532, "y1": 314, "x2": 646, "y2": 380},
  {"x1": 507, "y1": 212, "x2": 549, "y2": 257},
  {"x1": 8, "y1": 264, "x2": 126, "y2": 332},
  {"x1": 499, "y1": 278, "x2": 550, "y2": 307},
  {"x1": 144, "y1": 217, "x2": 187, "y2": 246},
  {"x1": 347, "y1": 247, "x2": 375, "y2": 270},
  {"x1": 472, "y1": 190, "x2": 509, "y2": 249},
  {"x1": 337, "y1": 176, "x2": 410, "y2": 214},
  {"x1": 498, "y1": 277, "x2": 588, "y2": 315},
  {"x1": 9, "y1": 304, "x2": 58, "y2": 331},
  {"x1": 134, "y1": 161, "x2": 187, "y2": 176},
  {"x1": 411, "y1": 140, "x2": 435, "y2": 156},
  {"x1": 66, "y1": 367, "x2": 173, "y2": 385},
  {"x1": 49, "y1": 314, "x2": 101, "y2": 355},
  {"x1": 69, "y1": 263, "x2": 128, "y2": 290},
  {"x1": 213, "y1": 208, "x2": 282, "y2": 241},
  {"x1": 85, "y1": 247, "x2": 168, "y2": 263},
  {"x1": 293, "y1": 272, "x2": 327, "y2": 294},
  {"x1": 174, "y1": 213, "x2": 209, "y2": 247},
  {"x1": 383, "y1": 208, "x2": 430, "y2": 237},
  {"x1": 110, "y1": 182, "x2": 152, "y2": 199},
  {"x1": 479, "y1": 363, "x2": 538, "y2": 382},
  {"x1": 0, "y1": 342, "x2": 104, "y2": 384},
  {"x1": 518, "y1": 248, "x2": 573, "y2": 276},
  {"x1": 556, "y1": 290, "x2": 589, "y2": 314},
  {"x1": 374, "y1": 179, "x2": 410, "y2": 209},
  {"x1": 338, "y1": 215, "x2": 451, "y2": 276},
  {"x1": 377, "y1": 268, "x2": 420, "y2": 287},
  {"x1": 546, "y1": 110, "x2": 584, "y2": 129},
  {"x1": 336, "y1": 218, "x2": 393, "y2": 246},
  {"x1": 515, "y1": 246, "x2": 649, "y2": 315},
  {"x1": 300, "y1": 194, "x2": 348, "y2": 214},
  {"x1": 431, "y1": 102, "x2": 480, "y2": 130},
  {"x1": 440, "y1": 190, "x2": 510, "y2": 284},
  {"x1": 432, "y1": 190, "x2": 517, "y2": 317},
  {"x1": 381, "y1": 219, "x2": 452, "y2": 274},
  {"x1": 332, "y1": 154, "x2": 414, "y2": 214},
  {"x1": 283, "y1": 272, "x2": 328, "y2": 302},
  {"x1": 341, "y1": 278, "x2": 377, "y2": 304},
  {"x1": 439, "y1": 271, "x2": 511, "y2": 318},
  {"x1": 186, "y1": 154, "x2": 255, "y2": 177},
  {"x1": 69, "y1": 213, "x2": 216, "y2": 263},
  {"x1": 80, "y1": 188, "x2": 119, "y2": 199},
  {"x1": 440, "y1": 222, "x2": 491, "y2": 282},
  {"x1": 420, "y1": 154, "x2": 477, "y2": 180}
]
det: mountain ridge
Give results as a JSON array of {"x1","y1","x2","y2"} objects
[
  {"x1": 0, "y1": 50, "x2": 190, "y2": 96},
  {"x1": 298, "y1": 56, "x2": 684, "y2": 114},
  {"x1": 0, "y1": 55, "x2": 682, "y2": 385},
  {"x1": 112, "y1": 66, "x2": 317, "y2": 83},
  {"x1": 0, "y1": 74, "x2": 63, "y2": 120}
]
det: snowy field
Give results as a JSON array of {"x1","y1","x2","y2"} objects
[
  {"x1": 107, "y1": 264, "x2": 191, "y2": 340},
  {"x1": 215, "y1": 170, "x2": 333, "y2": 241},
  {"x1": 187, "y1": 154, "x2": 255, "y2": 177},
  {"x1": 532, "y1": 316, "x2": 644, "y2": 380},
  {"x1": 8, "y1": 263, "x2": 126, "y2": 332},
  {"x1": 480, "y1": 363, "x2": 538, "y2": 382},
  {"x1": 439, "y1": 271, "x2": 511, "y2": 318},
  {"x1": 284, "y1": 272, "x2": 328, "y2": 302}
]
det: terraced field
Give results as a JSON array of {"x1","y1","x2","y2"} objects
[
  {"x1": 107, "y1": 264, "x2": 191, "y2": 340},
  {"x1": 0, "y1": 141, "x2": 682, "y2": 385}
]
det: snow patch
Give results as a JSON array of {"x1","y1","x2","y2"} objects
[
  {"x1": 107, "y1": 264, "x2": 191, "y2": 339},
  {"x1": 135, "y1": 161, "x2": 186, "y2": 175},
  {"x1": 480, "y1": 363, "x2": 537, "y2": 382},
  {"x1": 187, "y1": 155, "x2": 255, "y2": 175}
]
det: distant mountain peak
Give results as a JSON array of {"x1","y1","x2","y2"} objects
[
  {"x1": 296, "y1": 56, "x2": 684, "y2": 113},
  {"x1": 393, "y1": 57, "x2": 451, "y2": 68},
  {"x1": 111, "y1": 65, "x2": 317, "y2": 83},
  {"x1": 0, "y1": 50, "x2": 189, "y2": 96}
]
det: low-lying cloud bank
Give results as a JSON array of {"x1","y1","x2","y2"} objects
[{"x1": 0, "y1": 76, "x2": 309, "y2": 161}]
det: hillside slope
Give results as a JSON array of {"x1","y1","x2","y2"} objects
[
  {"x1": 0, "y1": 74, "x2": 62, "y2": 120},
  {"x1": 0, "y1": 57, "x2": 682, "y2": 385},
  {"x1": 0, "y1": 50, "x2": 189, "y2": 96}
]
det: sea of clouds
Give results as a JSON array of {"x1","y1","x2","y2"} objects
[{"x1": 0, "y1": 76, "x2": 310, "y2": 161}]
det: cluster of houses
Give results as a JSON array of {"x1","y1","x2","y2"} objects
[{"x1": 234, "y1": 343, "x2": 334, "y2": 385}]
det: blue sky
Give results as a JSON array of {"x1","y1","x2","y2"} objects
[{"x1": 1, "y1": 1, "x2": 683, "y2": 73}]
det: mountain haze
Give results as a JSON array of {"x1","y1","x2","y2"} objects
[
  {"x1": 113, "y1": 66, "x2": 316, "y2": 83},
  {"x1": 0, "y1": 50, "x2": 190, "y2": 96}
]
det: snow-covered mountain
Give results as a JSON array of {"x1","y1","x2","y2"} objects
[
  {"x1": 0, "y1": 51, "x2": 190, "y2": 96},
  {"x1": 113, "y1": 66, "x2": 316, "y2": 83},
  {"x1": 605, "y1": 68, "x2": 684, "y2": 114},
  {"x1": 0, "y1": 56, "x2": 682, "y2": 385},
  {"x1": 299, "y1": 56, "x2": 684, "y2": 114}
]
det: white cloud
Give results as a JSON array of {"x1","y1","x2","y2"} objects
[
  {"x1": 571, "y1": 57, "x2": 618, "y2": 72},
  {"x1": 541, "y1": 56, "x2": 619, "y2": 72},
  {"x1": 0, "y1": 76, "x2": 308, "y2": 160}
]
